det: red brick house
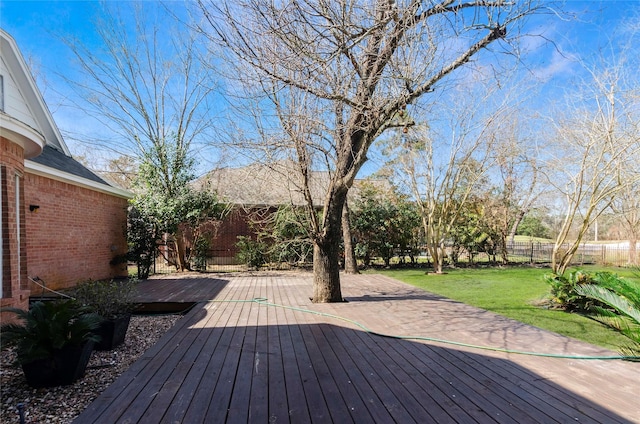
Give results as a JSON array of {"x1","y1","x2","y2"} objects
[
  {"x1": 198, "y1": 162, "x2": 380, "y2": 264},
  {"x1": 1, "y1": 30, "x2": 131, "y2": 314}
]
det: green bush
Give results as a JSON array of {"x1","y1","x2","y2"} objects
[
  {"x1": 1, "y1": 300, "x2": 101, "y2": 365},
  {"x1": 127, "y1": 205, "x2": 158, "y2": 279},
  {"x1": 73, "y1": 279, "x2": 137, "y2": 319},
  {"x1": 193, "y1": 236, "x2": 210, "y2": 271},
  {"x1": 235, "y1": 236, "x2": 268, "y2": 269},
  {"x1": 544, "y1": 270, "x2": 596, "y2": 311}
]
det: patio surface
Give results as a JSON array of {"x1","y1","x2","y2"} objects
[{"x1": 74, "y1": 272, "x2": 639, "y2": 423}]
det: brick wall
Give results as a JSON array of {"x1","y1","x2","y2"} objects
[
  {"x1": 24, "y1": 173, "x2": 129, "y2": 292},
  {"x1": 0, "y1": 136, "x2": 29, "y2": 314}
]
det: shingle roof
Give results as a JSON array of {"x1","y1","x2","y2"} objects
[
  {"x1": 197, "y1": 161, "x2": 325, "y2": 206},
  {"x1": 28, "y1": 145, "x2": 110, "y2": 186},
  {"x1": 197, "y1": 161, "x2": 386, "y2": 207}
]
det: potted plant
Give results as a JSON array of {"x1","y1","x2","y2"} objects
[
  {"x1": 0, "y1": 300, "x2": 102, "y2": 388},
  {"x1": 73, "y1": 278, "x2": 137, "y2": 350}
]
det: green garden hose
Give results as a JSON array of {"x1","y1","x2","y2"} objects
[{"x1": 212, "y1": 297, "x2": 640, "y2": 361}]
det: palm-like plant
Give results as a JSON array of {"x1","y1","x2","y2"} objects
[
  {"x1": 576, "y1": 273, "x2": 640, "y2": 360},
  {"x1": 1, "y1": 300, "x2": 102, "y2": 365}
]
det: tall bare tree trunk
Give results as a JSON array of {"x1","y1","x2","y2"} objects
[
  {"x1": 342, "y1": 202, "x2": 359, "y2": 274},
  {"x1": 174, "y1": 227, "x2": 189, "y2": 271}
]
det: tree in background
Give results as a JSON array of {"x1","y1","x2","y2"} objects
[
  {"x1": 351, "y1": 182, "x2": 420, "y2": 267},
  {"x1": 489, "y1": 114, "x2": 542, "y2": 246},
  {"x1": 610, "y1": 181, "x2": 640, "y2": 265},
  {"x1": 382, "y1": 82, "x2": 514, "y2": 273},
  {"x1": 263, "y1": 205, "x2": 315, "y2": 265},
  {"x1": 127, "y1": 206, "x2": 158, "y2": 279},
  {"x1": 132, "y1": 174, "x2": 227, "y2": 271},
  {"x1": 545, "y1": 27, "x2": 640, "y2": 275},
  {"x1": 64, "y1": 2, "x2": 224, "y2": 271},
  {"x1": 200, "y1": 0, "x2": 542, "y2": 301},
  {"x1": 517, "y1": 211, "x2": 551, "y2": 239}
]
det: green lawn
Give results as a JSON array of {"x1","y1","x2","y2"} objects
[{"x1": 374, "y1": 266, "x2": 636, "y2": 351}]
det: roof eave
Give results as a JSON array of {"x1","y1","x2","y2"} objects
[{"x1": 25, "y1": 160, "x2": 133, "y2": 199}]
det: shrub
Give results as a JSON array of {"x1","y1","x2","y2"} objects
[
  {"x1": 73, "y1": 278, "x2": 137, "y2": 319},
  {"x1": 1, "y1": 300, "x2": 101, "y2": 365},
  {"x1": 544, "y1": 270, "x2": 596, "y2": 311},
  {"x1": 127, "y1": 206, "x2": 158, "y2": 279},
  {"x1": 576, "y1": 273, "x2": 640, "y2": 360},
  {"x1": 235, "y1": 236, "x2": 268, "y2": 269},
  {"x1": 193, "y1": 235, "x2": 210, "y2": 271}
]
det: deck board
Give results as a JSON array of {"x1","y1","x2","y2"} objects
[{"x1": 74, "y1": 272, "x2": 640, "y2": 424}]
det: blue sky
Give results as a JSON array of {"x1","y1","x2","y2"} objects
[{"x1": 1, "y1": 1, "x2": 638, "y2": 173}]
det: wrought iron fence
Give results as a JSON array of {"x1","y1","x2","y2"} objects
[
  {"x1": 135, "y1": 240, "x2": 637, "y2": 275},
  {"x1": 368, "y1": 241, "x2": 638, "y2": 268}
]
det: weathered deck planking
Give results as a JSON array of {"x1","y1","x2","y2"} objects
[{"x1": 74, "y1": 272, "x2": 640, "y2": 424}]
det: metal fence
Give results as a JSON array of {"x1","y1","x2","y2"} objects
[
  {"x1": 138, "y1": 240, "x2": 638, "y2": 275},
  {"x1": 366, "y1": 241, "x2": 638, "y2": 268},
  {"x1": 439, "y1": 241, "x2": 637, "y2": 267}
]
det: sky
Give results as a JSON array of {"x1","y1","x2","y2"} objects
[{"x1": 0, "y1": 1, "x2": 638, "y2": 175}]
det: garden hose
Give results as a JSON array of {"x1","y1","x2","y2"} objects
[
  {"x1": 28, "y1": 276, "x2": 75, "y2": 300},
  {"x1": 212, "y1": 297, "x2": 640, "y2": 361}
]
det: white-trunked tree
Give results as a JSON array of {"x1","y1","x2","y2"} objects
[{"x1": 546, "y1": 28, "x2": 640, "y2": 275}]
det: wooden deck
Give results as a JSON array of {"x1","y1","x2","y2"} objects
[{"x1": 75, "y1": 272, "x2": 640, "y2": 423}]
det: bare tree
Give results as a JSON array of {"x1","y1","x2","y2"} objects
[
  {"x1": 477, "y1": 113, "x2": 543, "y2": 263},
  {"x1": 198, "y1": 0, "x2": 542, "y2": 301},
  {"x1": 383, "y1": 84, "x2": 513, "y2": 273},
  {"x1": 546, "y1": 56, "x2": 640, "y2": 275},
  {"x1": 64, "y1": 2, "x2": 220, "y2": 271},
  {"x1": 610, "y1": 182, "x2": 640, "y2": 265}
]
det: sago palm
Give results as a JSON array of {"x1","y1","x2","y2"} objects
[{"x1": 576, "y1": 273, "x2": 640, "y2": 360}]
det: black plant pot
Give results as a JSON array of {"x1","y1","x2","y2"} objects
[
  {"x1": 94, "y1": 314, "x2": 131, "y2": 351},
  {"x1": 21, "y1": 341, "x2": 94, "y2": 388}
]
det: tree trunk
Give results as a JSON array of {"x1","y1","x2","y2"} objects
[
  {"x1": 428, "y1": 244, "x2": 445, "y2": 274},
  {"x1": 174, "y1": 227, "x2": 189, "y2": 271},
  {"x1": 342, "y1": 202, "x2": 359, "y2": 274},
  {"x1": 508, "y1": 209, "x2": 527, "y2": 243},
  {"x1": 312, "y1": 241, "x2": 343, "y2": 302},
  {"x1": 312, "y1": 189, "x2": 346, "y2": 303}
]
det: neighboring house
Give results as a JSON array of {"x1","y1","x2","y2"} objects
[
  {"x1": 1, "y1": 29, "x2": 131, "y2": 314},
  {"x1": 196, "y1": 161, "x2": 381, "y2": 263}
]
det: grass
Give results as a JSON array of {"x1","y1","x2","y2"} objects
[{"x1": 374, "y1": 265, "x2": 636, "y2": 351}]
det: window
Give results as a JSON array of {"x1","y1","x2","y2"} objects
[{"x1": 0, "y1": 75, "x2": 4, "y2": 112}]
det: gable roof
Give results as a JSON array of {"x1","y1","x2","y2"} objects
[
  {"x1": 1, "y1": 29, "x2": 131, "y2": 199},
  {"x1": 0, "y1": 29, "x2": 67, "y2": 158}
]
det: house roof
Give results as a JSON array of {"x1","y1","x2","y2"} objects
[
  {"x1": 0, "y1": 29, "x2": 67, "y2": 158},
  {"x1": 1, "y1": 29, "x2": 131, "y2": 199},
  {"x1": 197, "y1": 161, "x2": 385, "y2": 208},
  {"x1": 197, "y1": 161, "x2": 325, "y2": 207},
  {"x1": 28, "y1": 145, "x2": 109, "y2": 185}
]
